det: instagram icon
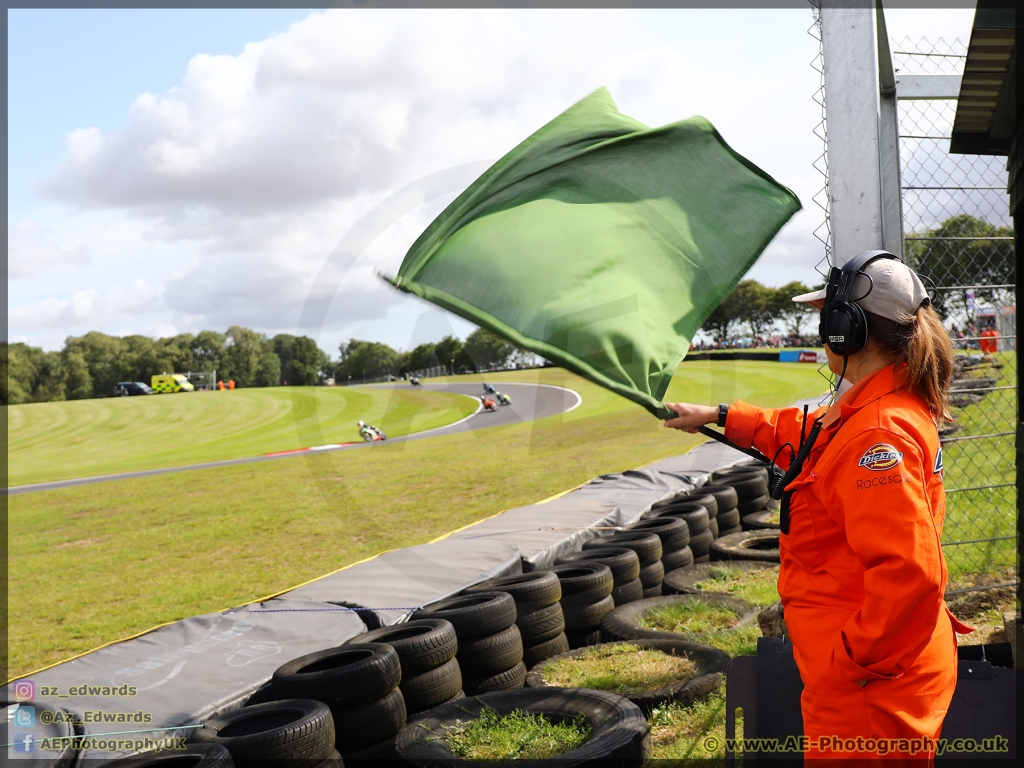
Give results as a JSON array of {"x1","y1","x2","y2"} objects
[{"x1": 12, "y1": 680, "x2": 35, "y2": 702}]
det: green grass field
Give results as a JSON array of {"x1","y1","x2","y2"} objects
[
  {"x1": 6, "y1": 386, "x2": 478, "y2": 486},
  {"x1": 6, "y1": 361, "x2": 828, "y2": 679}
]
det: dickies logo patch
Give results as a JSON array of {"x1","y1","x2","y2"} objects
[
  {"x1": 858, "y1": 443, "x2": 904, "y2": 471},
  {"x1": 933, "y1": 447, "x2": 943, "y2": 476}
]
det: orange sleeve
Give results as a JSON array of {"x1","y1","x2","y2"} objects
[
  {"x1": 819, "y1": 428, "x2": 945, "y2": 683},
  {"x1": 724, "y1": 400, "x2": 825, "y2": 471}
]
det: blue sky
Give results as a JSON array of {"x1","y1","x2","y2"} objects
[{"x1": 7, "y1": 7, "x2": 976, "y2": 354}]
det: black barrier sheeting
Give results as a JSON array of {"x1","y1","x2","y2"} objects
[
  {"x1": 281, "y1": 539, "x2": 522, "y2": 625},
  {"x1": 2, "y1": 599, "x2": 365, "y2": 762},
  {"x1": 445, "y1": 494, "x2": 621, "y2": 570},
  {"x1": 572, "y1": 468, "x2": 701, "y2": 521}
]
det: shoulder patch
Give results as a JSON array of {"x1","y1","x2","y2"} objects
[
  {"x1": 858, "y1": 443, "x2": 904, "y2": 471},
  {"x1": 933, "y1": 447, "x2": 943, "y2": 476}
]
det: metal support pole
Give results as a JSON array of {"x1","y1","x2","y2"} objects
[{"x1": 820, "y1": 0, "x2": 902, "y2": 263}]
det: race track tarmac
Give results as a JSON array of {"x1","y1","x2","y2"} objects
[{"x1": 5, "y1": 381, "x2": 581, "y2": 496}]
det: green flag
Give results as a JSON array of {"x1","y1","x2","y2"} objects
[{"x1": 388, "y1": 88, "x2": 800, "y2": 418}]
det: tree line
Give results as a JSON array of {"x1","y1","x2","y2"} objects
[{"x1": 2, "y1": 326, "x2": 526, "y2": 405}]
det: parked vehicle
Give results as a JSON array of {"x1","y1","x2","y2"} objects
[
  {"x1": 115, "y1": 381, "x2": 153, "y2": 397},
  {"x1": 151, "y1": 374, "x2": 195, "y2": 393}
]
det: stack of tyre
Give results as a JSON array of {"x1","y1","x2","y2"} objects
[
  {"x1": 712, "y1": 463, "x2": 774, "y2": 528},
  {"x1": 462, "y1": 572, "x2": 569, "y2": 669},
  {"x1": 582, "y1": 531, "x2": 666, "y2": 597},
  {"x1": 640, "y1": 500, "x2": 711, "y2": 562},
  {"x1": 269, "y1": 642, "x2": 405, "y2": 763},
  {"x1": 412, "y1": 591, "x2": 527, "y2": 695},
  {"x1": 624, "y1": 516, "x2": 693, "y2": 571},
  {"x1": 685, "y1": 486, "x2": 742, "y2": 539},
  {"x1": 191, "y1": 699, "x2": 339, "y2": 767},
  {"x1": 349, "y1": 618, "x2": 463, "y2": 729},
  {"x1": 543, "y1": 562, "x2": 615, "y2": 648},
  {"x1": 556, "y1": 546, "x2": 642, "y2": 605}
]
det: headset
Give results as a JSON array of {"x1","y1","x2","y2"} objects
[{"x1": 819, "y1": 249, "x2": 902, "y2": 357}]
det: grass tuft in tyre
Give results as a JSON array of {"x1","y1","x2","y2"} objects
[
  {"x1": 395, "y1": 688, "x2": 651, "y2": 766},
  {"x1": 190, "y1": 699, "x2": 335, "y2": 767}
]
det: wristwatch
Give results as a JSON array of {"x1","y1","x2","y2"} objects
[{"x1": 717, "y1": 403, "x2": 729, "y2": 428}]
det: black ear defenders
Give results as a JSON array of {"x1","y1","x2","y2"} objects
[{"x1": 819, "y1": 250, "x2": 901, "y2": 357}]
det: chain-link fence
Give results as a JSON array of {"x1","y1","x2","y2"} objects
[{"x1": 895, "y1": 37, "x2": 1017, "y2": 594}]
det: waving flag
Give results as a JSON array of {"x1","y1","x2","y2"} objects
[{"x1": 388, "y1": 88, "x2": 800, "y2": 418}]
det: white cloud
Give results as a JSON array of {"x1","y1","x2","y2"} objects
[
  {"x1": 9, "y1": 280, "x2": 159, "y2": 330},
  {"x1": 16, "y1": 8, "x2": 824, "y2": 351},
  {"x1": 7, "y1": 221, "x2": 92, "y2": 278}
]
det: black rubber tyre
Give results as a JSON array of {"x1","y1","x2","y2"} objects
[
  {"x1": 708, "y1": 516, "x2": 719, "y2": 538},
  {"x1": 737, "y1": 494, "x2": 770, "y2": 515},
  {"x1": 585, "y1": 532, "x2": 662, "y2": 565},
  {"x1": 400, "y1": 657, "x2": 462, "y2": 713},
  {"x1": 678, "y1": 492, "x2": 719, "y2": 519},
  {"x1": 624, "y1": 516, "x2": 690, "y2": 550},
  {"x1": 710, "y1": 530, "x2": 781, "y2": 563},
  {"x1": 407, "y1": 690, "x2": 466, "y2": 720},
  {"x1": 104, "y1": 745, "x2": 234, "y2": 768},
  {"x1": 689, "y1": 528, "x2": 714, "y2": 557},
  {"x1": 712, "y1": 465, "x2": 770, "y2": 485},
  {"x1": 659, "y1": 507, "x2": 709, "y2": 535},
  {"x1": 610, "y1": 577, "x2": 643, "y2": 605},
  {"x1": 563, "y1": 594, "x2": 615, "y2": 632},
  {"x1": 395, "y1": 688, "x2": 651, "y2": 766},
  {"x1": 743, "y1": 510, "x2": 781, "y2": 530},
  {"x1": 719, "y1": 525, "x2": 743, "y2": 537},
  {"x1": 523, "y1": 632, "x2": 570, "y2": 668},
  {"x1": 600, "y1": 595, "x2": 756, "y2": 645},
  {"x1": 694, "y1": 553, "x2": 710, "y2": 563},
  {"x1": 463, "y1": 661, "x2": 528, "y2": 695},
  {"x1": 643, "y1": 499, "x2": 708, "y2": 520},
  {"x1": 333, "y1": 687, "x2": 406, "y2": 752},
  {"x1": 341, "y1": 737, "x2": 396, "y2": 766},
  {"x1": 546, "y1": 563, "x2": 614, "y2": 597},
  {"x1": 663, "y1": 561, "x2": 778, "y2": 597},
  {"x1": 348, "y1": 618, "x2": 456, "y2": 675},
  {"x1": 642, "y1": 584, "x2": 663, "y2": 598},
  {"x1": 272, "y1": 644, "x2": 400, "y2": 708},
  {"x1": 311, "y1": 749, "x2": 342, "y2": 768},
  {"x1": 525, "y1": 638, "x2": 729, "y2": 713},
  {"x1": 566, "y1": 629, "x2": 603, "y2": 648},
  {"x1": 717, "y1": 508, "x2": 742, "y2": 530},
  {"x1": 720, "y1": 474, "x2": 769, "y2": 500},
  {"x1": 456, "y1": 625, "x2": 524, "y2": 676},
  {"x1": 190, "y1": 699, "x2": 335, "y2": 767},
  {"x1": 516, "y1": 602, "x2": 566, "y2": 644},
  {"x1": 661, "y1": 546, "x2": 694, "y2": 571},
  {"x1": 638, "y1": 559, "x2": 665, "y2": 589},
  {"x1": 412, "y1": 591, "x2": 517, "y2": 640},
  {"x1": 555, "y1": 548, "x2": 640, "y2": 583},
  {"x1": 463, "y1": 572, "x2": 561, "y2": 613}
]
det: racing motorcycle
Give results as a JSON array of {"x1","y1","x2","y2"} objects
[
  {"x1": 482, "y1": 382, "x2": 496, "y2": 394},
  {"x1": 409, "y1": 377, "x2": 421, "y2": 386},
  {"x1": 481, "y1": 397, "x2": 499, "y2": 412},
  {"x1": 497, "y1": 392, "x2": 512, "y2": 406},
  {"x1": 357, "y1": 421, "x2": 387, "y2": 442}
]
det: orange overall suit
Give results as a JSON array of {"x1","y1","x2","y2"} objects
[{"x1": 725, "y1": 363, "x2": 970, "y2": 762}]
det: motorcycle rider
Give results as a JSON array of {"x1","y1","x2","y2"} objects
[
  {"x1": 482, "y1": 382, "x2": 496, "y2": 394},
  {"x1": 497, "y1": 392, "x2": 512, "y2": 405},
  {"x1": 357, "y1": 420, "x2": 385, "y2": 441}
]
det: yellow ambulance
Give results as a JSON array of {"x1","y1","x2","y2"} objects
[{"x1": 151, "y1": 374, "x2": 195, "y2": 393}]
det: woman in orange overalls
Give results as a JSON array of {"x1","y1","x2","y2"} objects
[{"x1": 665, "y1": 253, "x2": 970, "y2": 763}]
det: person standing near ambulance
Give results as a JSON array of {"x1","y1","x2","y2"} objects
[{"x1": 664, "y1": 251, "x2": 971, "y2": 762}]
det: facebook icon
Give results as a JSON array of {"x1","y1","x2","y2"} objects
[{"x1": 13, "y1": 733, "x2": 35, "y2": 753}]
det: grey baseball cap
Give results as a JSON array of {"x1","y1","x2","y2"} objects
[{"x1": 793, "y1": 255, "x2": 928, "y2": 323}]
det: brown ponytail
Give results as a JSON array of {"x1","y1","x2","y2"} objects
[{"x1": 864, "y1": 303, "x2": 954, "y2": 423}]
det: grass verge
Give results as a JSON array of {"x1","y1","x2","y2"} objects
[
  {"x1": 536, "y1": 643, "x2": 697, "y2": 694},
  {"x1": 442, "y1": 705, "x2": 590, "y2": 760},
  {"x1": 7, "y1": 362, "x2": 828, "y2": 678},
  {"x1": 693, "y1": 566, "x2": 781, "y2": 607},
  {"x1": 637, "y1": 601, "x2": 761, "y2": 658}
]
